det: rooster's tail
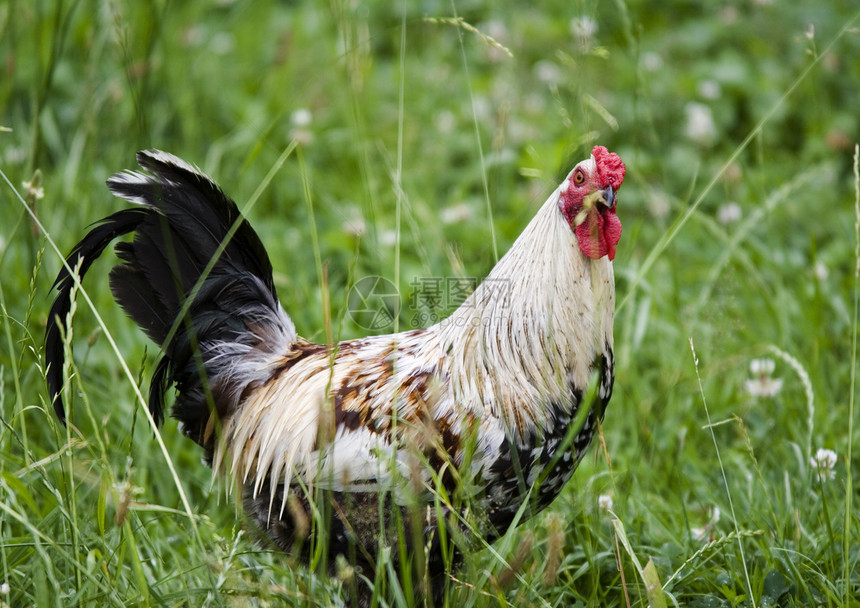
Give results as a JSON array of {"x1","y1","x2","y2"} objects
[{"x1": 45, "y1": 150, "x2": 296, "y2": 451}]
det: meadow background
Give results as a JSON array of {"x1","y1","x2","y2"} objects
[{"x1": 1, "y1": 0, "x2": 860, "y2": 606}]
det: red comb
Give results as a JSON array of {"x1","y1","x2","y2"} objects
[{"x1": 592, "y1": 146, "x2": 626, "y2": 189}]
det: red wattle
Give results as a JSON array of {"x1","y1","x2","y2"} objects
[
  {"x1": 603, "y1": 209, "x2": 622, "y2": 261},
  {"x1": 574, "y1": 208, "x2": 622, "y2": 261}
]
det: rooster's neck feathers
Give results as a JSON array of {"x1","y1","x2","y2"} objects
[{"x1": 441, "y1": 182, "x2": 615, "y2": 433}]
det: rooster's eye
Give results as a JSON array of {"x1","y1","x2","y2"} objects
[{"x1": 573, "y1": 170, "x2": 585, "y2": 185}]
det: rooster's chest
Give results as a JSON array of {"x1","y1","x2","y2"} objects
[{"x1": 480, "y1": 348, "x2": 614, "y2": 532}]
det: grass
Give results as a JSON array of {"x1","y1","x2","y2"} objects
[{"x1": 2, "y1": 0, "x2": 860, "y2": 606}]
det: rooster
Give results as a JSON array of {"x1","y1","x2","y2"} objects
[{"x1": 45, "y1": 146, "x2": 625, "y2": 604}]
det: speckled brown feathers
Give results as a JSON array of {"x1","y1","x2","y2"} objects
[{"x1": 45, "y1": 148, "x2": 624, "y2": 604}]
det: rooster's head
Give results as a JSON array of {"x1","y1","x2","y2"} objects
[{"x1": 558, "y1": 145, "x2": 625, "y2": 261}]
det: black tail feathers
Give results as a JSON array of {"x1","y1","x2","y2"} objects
[{"x1": 45, "y1": 150, "x2": 294, "y2": 443}]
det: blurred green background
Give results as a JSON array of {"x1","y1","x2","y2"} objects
[{"x1": 1, "y1": 1, "x2": 859, "y2": 606}]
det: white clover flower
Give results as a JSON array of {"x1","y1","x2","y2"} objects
[
  {"x1": 720, "y1": 6, "x2": 739, "y2": 24},
  {"x1": 717, "y1": 202, "x2": 742, "y2": 225},
  {"x1": 570, "y1": 16, "x2": 598, "y2": 52},
  {"x1": 483, "y1": 20, "x2": 508, "y2": 39},
  {"x1": 378, "y1": 229, "x2": 397, "y2": 247},
  {"x1": 647, "y1": 190, "x2": 670, "y2": 218},
  {"x1": 481, "y1": 20, "x2": 509, "y2": 62},
  {"x1": 4, "y1": 144, "x2": 27, "y2": 164},
  {"x1": 598, "y1": 494, "x2": 613, "y2": 511},
  {"x1": 210, "y1": 31, "x2": 235, "y2": 55},
  {"x1": 182, "y1": 25, "x2": 205, "y2": 47},
  {"x1": 534, "y1": 60, "x2": 563, "y2": 86},
  {"x1": 291, "y1": 108, "x2": 312, "y2": 128},
  {"x1": 642, "y1": 52, "x2": 663, "y2": 72},
  {"x1": 691, "y1": 506, "x2": 720, "y2": 541},
  {"x1": 0, "y1": 582, "x2": 8, "y2": 595},
  {"x1": 470, "y1": 96, "x2": 492, "y2": 121},
  {"x1": 745, "y1": 376, "x2": 783, "y2": 397},
  {"x1": 810, "y1": 448, "x2": 837, "y2": 482},
  {"x1": 745, "y1": 358, "x2": 783, "y2": 398},
  {"x1": 684, "y1": 102, "x2": 717, "y2": 146},
  {"x1": 21, "y1": 179, "x2": 44, "y2": 200},
  {"x1": 570, "y1": 16, "x2": 598, "y2": 39},
  {"x1": 440, "y1": 203, "x2": 473, "y2": 225},
  {"x1": 814, "y1": 262, "x2": 829, "y2": 281},
  {"x1": 289, "y1": 108, "x2": 314, "y2": 145},
  {"x1": 723, "y1": 163, "x2": 743, "y2": 183},
  {"x1": 750, "y1": 358, "x2": 775, "y2": 376},
  {"x1": 343, "y1": 217, "x2": 367, "y2": 238},
  {"x1": 698, "y1": 80, "x2": 722, "y2": 101},
  {"x1": 434, "y1": 110, "x2": 456, "y2": 134},
  {"x1": 523, "y1": 92, "x2": 546, "y2": 114}
]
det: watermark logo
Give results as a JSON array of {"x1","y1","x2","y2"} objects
[
  {"x1": 347, "y1": 276, "x2": 400, "y2": 330},
  {"x1": 347, "y1": 275, "x2": 510, "y2": 330}
]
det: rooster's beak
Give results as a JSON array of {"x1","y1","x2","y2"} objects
[
  {"x1": 598, "y1": 185, "x2": 616, "y2": 209},
  {"x1": 578, "y1": 185, "x2": 617, "y2": 223}
]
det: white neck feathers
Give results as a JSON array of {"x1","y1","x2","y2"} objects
[{"x1": 438, "y1": 186, "x2": 615, "y2": 434}]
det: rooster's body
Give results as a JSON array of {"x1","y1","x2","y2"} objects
[{"x1": 45, "y1": 147, "x2": 625, "y2": 603}]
